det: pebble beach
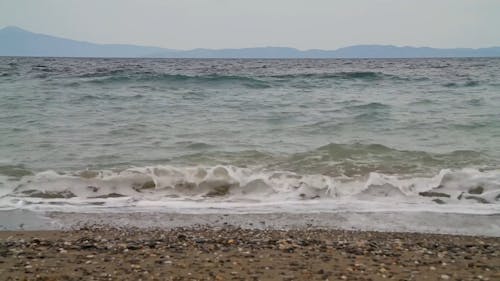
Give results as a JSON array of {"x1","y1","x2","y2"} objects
[{"x1": 1, "y1": 227, "x2": 499, "y2": 281}]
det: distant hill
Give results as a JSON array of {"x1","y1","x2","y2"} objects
[
  {"x1": 1, "y1": 26, "x2": 500, "y2": 58},
  {"x1": 0, "y1": 26, "x2": 171, "y2": 58}
]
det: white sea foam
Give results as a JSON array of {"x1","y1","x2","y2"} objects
[{"x1": 0, "y1": 165, "x2": 499, "y2": 215}]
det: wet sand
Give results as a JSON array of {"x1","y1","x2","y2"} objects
[
  {"x1": 1, "y1": 227, "x2": 499, "y2": 281},
  {"x1": 3, "y1": 209, "x2": 500, "y2": 237}
]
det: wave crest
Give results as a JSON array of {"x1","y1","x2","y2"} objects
[
  {"x1": 76, "y1": 70, "x2": 418, "y2": 88},
  {"x1": 277, "y1": 143, "x2": 488, "y2": 177},
  {"x1": 85, "y1": 73, "x2": 271, "y2": 89},
  {"x1": 2, "y1": 165, "x2": 499, "y2": 210}
]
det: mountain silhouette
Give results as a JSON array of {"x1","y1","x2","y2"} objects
[{"x1": 1, "y1": 26, "x2": 500, "y2": 58}]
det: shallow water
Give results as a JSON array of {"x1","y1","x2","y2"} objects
[{"x1": 0, "y1": 57, "x2": 499, "y2": 218}]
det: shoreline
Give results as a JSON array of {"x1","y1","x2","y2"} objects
[
  {"x1": 1, "y1": 226, "x2": 499, "y2": 280},
  {"x1": 2, "y1": 209, "x2": 500, "y2": 237}
]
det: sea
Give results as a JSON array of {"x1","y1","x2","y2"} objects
[{"x1": 0, "y1": 57, "x2": 499, "y2": 233}]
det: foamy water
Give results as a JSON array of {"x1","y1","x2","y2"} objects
[{"x1": 1, "y1": 165, "x2": 499, "y2": 215}]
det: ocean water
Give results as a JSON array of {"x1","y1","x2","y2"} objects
[{"x1": 0, "y1": 57, "x2": 500, "y2": 218}]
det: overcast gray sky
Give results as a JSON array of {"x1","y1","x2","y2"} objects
[{"x1": 1, "y1": 0, "x2": 499, "y2": 50}]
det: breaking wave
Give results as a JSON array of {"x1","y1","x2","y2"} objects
[
  {"x1": 1, "y1": 164, "x2": 499, "y2": 214},
  {"x1": 1, "y1": 143, "x2": 498, "y2": 213}
]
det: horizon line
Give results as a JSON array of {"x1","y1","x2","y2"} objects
[{"x1": 2, "y1": 25, "x2": 499, "y2": 52}]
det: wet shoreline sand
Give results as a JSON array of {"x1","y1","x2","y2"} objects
[
  {"x1": 1, "y1": 226, "x2": 499, "y2": 281},
  {"x1": 3, "y1": 210, "x2": 500, "y2": 237}
]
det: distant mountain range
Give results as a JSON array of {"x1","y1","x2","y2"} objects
[{"x1": 1, "y1": 26, "x2": 500, "y2": 58}]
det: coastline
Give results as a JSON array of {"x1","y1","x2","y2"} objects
[
  {"x1": 2, "y1": 209, "x2": 500, "y2": 237},
  {"x1": 1, "y1": 210, "x2": 499, "y2": 279},
  {"x1": 1, "y1": 226, "x2": 499, "y2": 280}
]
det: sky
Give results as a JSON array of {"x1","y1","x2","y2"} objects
[{"x1": 1, "y1": 0, "x2": 499, "y2": 50}]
